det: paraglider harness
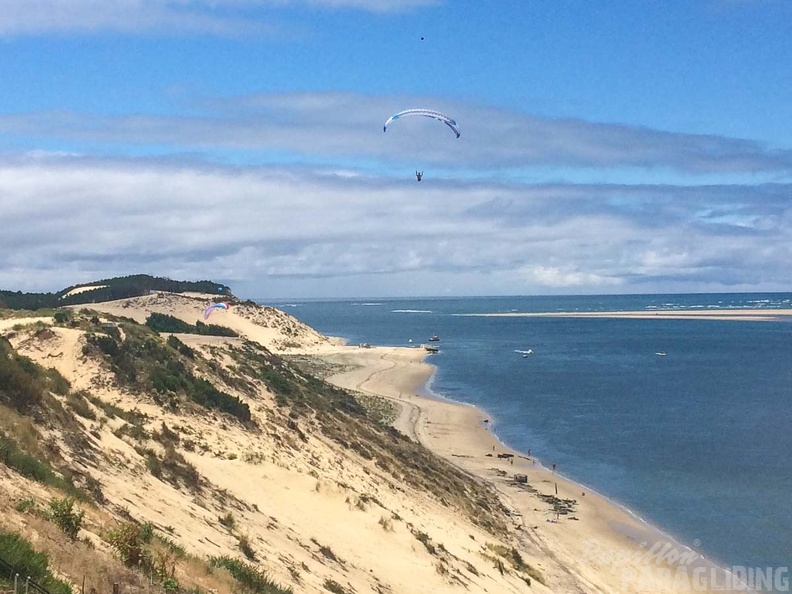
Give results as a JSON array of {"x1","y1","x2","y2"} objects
[{"x1": 416, "y1": 170, "x2": 423, "y2": 182}]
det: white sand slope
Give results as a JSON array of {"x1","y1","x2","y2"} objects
[
  {"x1": 1, "y1": 296, "x2": 547, "y2": 594},
  {"x1": 69, "y1": 292, "x2": 334, "y2": 353},
  {"x1": 1, "y1": 293, "x2": 743, "y2": 593}
]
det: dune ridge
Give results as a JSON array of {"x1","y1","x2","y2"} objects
[{"x1": 0, "y1": 293, "x2": 739, "y2": 593}]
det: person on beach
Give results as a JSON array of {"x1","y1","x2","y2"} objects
[{"x1": 552, "y1": 463, "x2": 556, "y2": 472}]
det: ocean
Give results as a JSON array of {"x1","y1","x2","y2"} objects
[{"x1": 261, "y1": 293, "x2": 792, "y2": 573}]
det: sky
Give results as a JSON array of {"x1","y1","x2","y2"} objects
[{"x1": 1, "y1": 0, "x2": 791, "y2": 299}]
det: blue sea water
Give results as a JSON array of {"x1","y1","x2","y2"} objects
[{"x1": 262, "y1": 294, "x2": 792, "y2": 572}]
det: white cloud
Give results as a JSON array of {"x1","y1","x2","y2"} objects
[
  {"x1": 0, "y1": 0, "x2": 435, "y2": 36},
  {"x1": 300, "y1": 0, "x2": 438, "y2": 11},
  {"x1": 2, "y1": 155, "x2": 791, "y2": 297}
]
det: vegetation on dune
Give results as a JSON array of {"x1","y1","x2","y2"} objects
[
  {"x1": 0, "y1": 336, "x2": 69, "y2": 414},
  {"x1": 229, "y1": 344, "x2": 509, "y2": 535},
  {"x1": 0, "y1": 293, "x2": 522, "y2": 594},
  {"x1": 0, "y1": 338, "x2": 96, "y2": 500},
  {"x1": 209, "y1": 556, "x2": 293, "y2": 594},
  {"x1": 146, "y1": 313, "x2": 238, "y2": 337},
  {"x1": 47, "y1": 497, "x2": 85, "y2": 540},
  {"x1": 0, "y1": 529, "x2": 73, "y2": 594},
  {"x1": 83, "y1": 321, "x2": 251, "y2": 423},
  {"x1": 0, "y1": 274, "x2": 231, "y2": 310},
  {"x1": 0, "y1": 432, "x2": 84, "y2": 499},
  {"x1": 483, "y1": 542, "x2": 545, "y2": 586}
]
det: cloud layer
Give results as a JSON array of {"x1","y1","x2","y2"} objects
[
  {"x1": 0, "y1": 0, "x2": 436, "y2": 36},
  {"x1": 3, "y1": 93, "x2": 791, "y2": 176},
  {"x1": 2, "y1": 155, "x2": 790, "y2": 297}
]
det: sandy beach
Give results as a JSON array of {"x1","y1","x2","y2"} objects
[{"x1": 321, "y1": 345, "x2": 743, "y2": 593}]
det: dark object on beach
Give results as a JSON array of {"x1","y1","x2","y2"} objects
[
  {"x1": 483, "y1": 419, "x2": 489, "y2": 423},
  {"x1": 514, "y1": 474, "x2": 528, "y2": 484},
  {"x1": 485, "y1": 453, "x2": 493, "y2": 457},
  {"x1": 497, "y1": 453, "x2": 514, "y2": 459}
]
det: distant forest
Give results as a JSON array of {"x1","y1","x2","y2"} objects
[{"x1": 0, "y1": 274, "x2": 230, "y2": 310}]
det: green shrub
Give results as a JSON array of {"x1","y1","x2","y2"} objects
[
  {"x1": 107, "y1": 521, "x2": 152, "y2": 568},
  {"x1": 238, "y1": 534, "x2": 255, "y2": 561},
  {"x1": 47, "y1": 497, "x2": 84, "y2": 540},
  {"x1": 187, "y1": 378, "x2": 250, "y2": 422},
  {"x1": 146, "y1": 313, "x2": 193, "y2": 334},
  {"x1": 322, "y1": 580, "x2": 348, "y2": 594},
  {"x1": 53, "y1": 312, "x2": 70, "y2": 324},
  {"x1": 66, "y1": 391, "x2": 96, "y2": 420},
  {"x1": 14, "y1": 497, "x2": 38, "y2": 514},
  {"x1": 146, "y1": 314, "x2": 238, "y2": 337},
  {"x1": 209, "y1": 556, "x2": 292, "y2": 594},
  {"x1": 94, "y1": 335, "x2": 119, "y2": 357},
  {"x1": 167, "y1": 335, "x2": 194, "y2": 359},
  {"x1": 0, "y1": 432, "x2": 83, "y2": 498},
  {"x1": 0, "y1": 339, "x2": 45, "y2": 412},
  {"x1": 219, "y1": 512, "x2": 236, "y2": 531},
  {"x1": 0, "y1": 529, "x2": 73, "y2": 594},
  {"x1": 45, "y1": 368, "x2": 71, "y2": 395}
]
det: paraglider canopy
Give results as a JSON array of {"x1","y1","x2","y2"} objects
[
  {"x1": 204, "y1": 302, "x2": 230, "y2": 320},
  {"x1": 383, "y1": 109, "x2": 460, "y2": 138}
]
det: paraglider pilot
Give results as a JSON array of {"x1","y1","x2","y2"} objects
[{"x1": 416, "y1": 170, "x2": 423, "y2": 182}]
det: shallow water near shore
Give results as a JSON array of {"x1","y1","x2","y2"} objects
[{"x1": 265, "y1": 293, "x2": 792, "y2": 573}]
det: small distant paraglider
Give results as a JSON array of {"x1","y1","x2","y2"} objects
[
  {"x1": 416, "y1": 170, "x2": 423, "y2": 182},
  {"x1": 204, "y1": 302, "x2": 230, "y2": 320}
]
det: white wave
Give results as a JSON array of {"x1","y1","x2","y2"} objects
[{"x1": 391, "y1": 309, "x2": 433, "y2": 314}]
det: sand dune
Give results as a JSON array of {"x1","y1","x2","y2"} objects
[{"x1": 1, "y1": 294, "x2": 742, "y2": 593}]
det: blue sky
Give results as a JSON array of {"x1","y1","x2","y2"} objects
[{"x1": 1, "y1": 0, "x2": 791, "y2": 299}]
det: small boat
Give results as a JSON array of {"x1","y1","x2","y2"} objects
[
  {"x1": 428, "y1": 335, "x2": 440, "y2": 342},
  {"x1": 423, "y1": 344, "x2": 439, "y2": 353},
  {"x1": 655, "y1": 351, "x2": 667, "y2": 356}
]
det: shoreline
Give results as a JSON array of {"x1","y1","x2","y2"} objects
[{"x1": 318, "y1": 343, "x2": 743, "y2": 593}]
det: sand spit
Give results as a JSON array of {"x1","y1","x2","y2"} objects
[{"x1": 458, "y1": 309, "x2": 792, "y2": 322}]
